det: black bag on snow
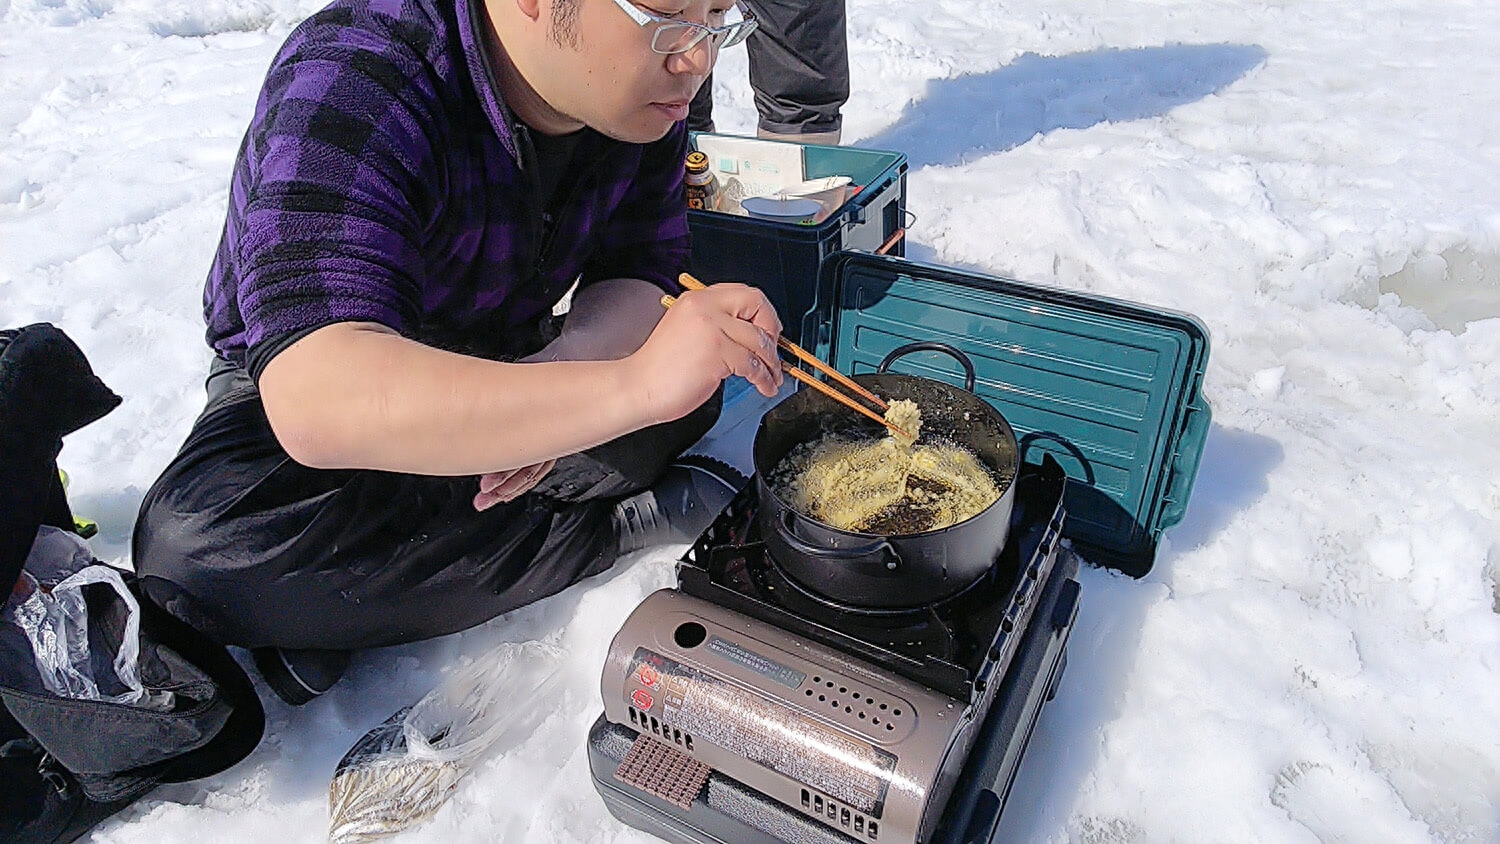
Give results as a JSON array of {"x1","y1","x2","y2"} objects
[{"x1": 0, "y1": 323, "x2": 265, "y2": 844}]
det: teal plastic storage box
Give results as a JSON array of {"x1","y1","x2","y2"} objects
[
  {"x1": 686, "y1": 134, "x2": 908, "y2": 347},
  {"x1": 811, "y1": 252, "x2": 1212, "y2": 575}
]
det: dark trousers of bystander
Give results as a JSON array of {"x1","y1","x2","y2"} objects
[
  {"x1": 132, "y1": 360, "x2": 720, "y2": 652},
  {"x1": 689, "y1": 0, "x2": 850, "y2": 140}
]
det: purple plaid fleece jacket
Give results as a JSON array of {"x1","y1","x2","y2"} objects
[{"x1": 204, "y1": 0, "x2": 690, "y2": 376}]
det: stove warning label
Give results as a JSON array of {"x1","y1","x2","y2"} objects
[
  {"x1": 628, "y1": 648, "x2": 896, "y2": 817},
  {"x1": 706, "y1": 635, "x2": 805, "y2": 689}
]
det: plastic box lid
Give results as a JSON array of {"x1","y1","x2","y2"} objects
[{"x1": 812, "y1": 252, "x2": 1212, "y2": 575}]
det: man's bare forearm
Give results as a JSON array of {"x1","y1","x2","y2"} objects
[
  {"x1": 257, "y1": 281, "x2": 785, "y2": 476},
  {"x1": 258, "y1": 322, "x2": 659, "y2": 475}
]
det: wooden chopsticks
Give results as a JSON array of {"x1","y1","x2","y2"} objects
[
  {"x1": 663, "y1": 275, "x2": 911, "y2": 441},
  {"x1": 782, "y1": 367, "x2": 910, "y2": 439}
]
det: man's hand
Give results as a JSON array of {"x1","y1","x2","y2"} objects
[
  {"x1": 626, "y1": 283, "x2": 784, "y2": 425},
  {"x1": 473, "y1": 459, "x2": 557, "y2": 511}
]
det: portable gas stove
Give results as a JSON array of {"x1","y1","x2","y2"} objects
[
  {"x1": 588, "y1": 456, "x2": 1082, "y2": 844},
  {"x1": 586, "y1": 218, "x2": 1214, "y2": 844}
]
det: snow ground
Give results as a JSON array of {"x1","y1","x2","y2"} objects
[{"x1": 2, "y1": 0, "x2": 1498, "y2": 841}]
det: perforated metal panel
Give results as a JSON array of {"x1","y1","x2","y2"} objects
[{"x1": 615, "y1": 734, "x2": 712, "y2": 810}]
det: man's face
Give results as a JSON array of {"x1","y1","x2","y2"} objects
[{"x1": 530, "y1": 0, "x2": 733, "y2": 142}]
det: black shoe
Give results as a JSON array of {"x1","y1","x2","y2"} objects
[
  {"x1": 251, "y1": 647, "x2": 350, "y2": 706},
  {"x1": 613, "y1": 456, "x2": 746, "y2": 555},
  {"x1": 0, "y1": 732, "x2": 137, "y2": 844},
  {"x1": 1, "y1": 722, "x2": 141, "y2": 844}
]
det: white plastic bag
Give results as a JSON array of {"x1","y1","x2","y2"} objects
[
  {"x1": 1, "y1": 526, "x2": 169, "y2": 709},
  {"x1": 327, "y1": 640, "x2": 567, "y2": 843}
]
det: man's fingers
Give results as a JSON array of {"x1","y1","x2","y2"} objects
[
  {"x1": 474, "y1": 460, "x2": 556, "y2": 510},
  {"x1": 494, "y1": 460, "x2": 552, "y2": 498},
  {"x1": 479, "y1": 469, "x2": 516, "y2": 494},
  {"x1": 687, "y1": 282, "x2": 784, "y2": 340},
  {"x1": 473, "y1": 489, "x2": 502, "y2": 511},
  {"x1": 716, "y1": 284, "x2": 784, "y2": 384},
  {"x1": 721, "y1": 320, "x2": 783, "y2": 389},
  {"x1": 527, "y1": 459, "x2": 557, "y2": 486},
  {"x1": 693, "y1": 287, "x2": 784, "y2": 395},
  {"x1": 741, "y1": 296, "x2": 783, "y2": 339},
  {"x1": 645, "y1": 282, "x2": 787, "y2": 406},
  {"x1": 724, "y1": 340, "x2": 781, "y2": 397}
]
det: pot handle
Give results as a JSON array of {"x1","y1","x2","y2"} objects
[
  {"x1": 877, "y1": 341, "x2": 977, "y2": 392},
  {"x1": 776, "y1": 511, "x2": 903, "y2": 571}
]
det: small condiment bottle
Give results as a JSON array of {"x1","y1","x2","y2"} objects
[{"x1": 684, "y1": 150, "x2": 720, "y2": 211}]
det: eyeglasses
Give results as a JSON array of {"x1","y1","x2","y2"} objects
[{"x1": 610, "y1": 0, "x2": 758, "y2": 55}]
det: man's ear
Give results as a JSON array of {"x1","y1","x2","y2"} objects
[
  {"x1": 514, "y1": 0, "x2": 543, "y2": 23},
  {"x1": 486, "y1": 0, "x2": 543, "y2": 26}
]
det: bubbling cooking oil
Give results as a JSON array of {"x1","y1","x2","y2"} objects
[{"x1": 771, "y1": 399, "x2": 1002, "y2": 534}]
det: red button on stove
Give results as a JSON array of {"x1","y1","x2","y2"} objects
[
  {"x1": 632, "y1": 689, "x2": 654, "y2": 711},
  {"x1": 638, "y1": 664, "x2": 661, "y2": 687}
]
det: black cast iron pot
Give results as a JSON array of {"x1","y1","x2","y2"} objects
[{"x1": 753, "y1": 343, "x2": 1020, "y2": 609}]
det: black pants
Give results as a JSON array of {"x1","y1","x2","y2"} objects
[
  {"x1": 689, "y1": 0, "x2": 850, "y2": 136},
  {"x1": 132, "y1": 366, "x2": 720, "y2": 651}
]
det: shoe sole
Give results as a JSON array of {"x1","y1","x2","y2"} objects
[
  {"x1": 251, "y1": 648, "x2": 321, "y2": 706},
  {"x1": 672, "y1": 454, "x2": 748, "y2": 494}
]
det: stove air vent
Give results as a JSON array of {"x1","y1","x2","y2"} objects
[
  {"x1": 799, "y1": 672, "x2": 915, "y2": 741},
  {"x1": 628, "y1": 705, "x2": 695, "y2": 751},
  {"x1": 801, "y1": 787, "x2": 880, "y2": 839}
]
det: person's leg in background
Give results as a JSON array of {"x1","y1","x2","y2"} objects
[
  {"x1": 688, "y1": 0, "x2": 849, "y2": 146},
  {"x1": 746, "y1": 0, "x2": 849, "y2": 145},
  {"x1": 688, "y1": 72, "x2": 717, "y2": 133}
]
